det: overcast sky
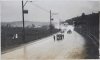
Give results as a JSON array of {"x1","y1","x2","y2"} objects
[{"x1": 1, "y1": 0, "x2": 100, "y2": 22}]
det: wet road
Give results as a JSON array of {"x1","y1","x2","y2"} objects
[{"x1": 2, "y1": 26, "x2": 86, "y2": 60}]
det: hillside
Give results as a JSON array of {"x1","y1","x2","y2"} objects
[
  {"x1": 65, "y1": 12, "x2": 99, "y2": 59},
  {"x1": 1, "y1": 21, "x2": 50, "y2": 27}
]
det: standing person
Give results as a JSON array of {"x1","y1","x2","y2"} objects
[
  {"x1": 63, "y1": 34, "x2": 64, "y2": 39},
  {"x1": 53, "y1": 35, "x2": 55, "y2": 42}
]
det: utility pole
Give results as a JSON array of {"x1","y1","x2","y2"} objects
[
  {"x1": 50, "y1": 10, "x2": 52, "y2": 33},
  {"x1": 22, "y1": 0, "x2": 32, "y2": 43},
  {"x1": 49, "y1": 10, "x2": 58, "y2": 32},
  {"x1": 59, "y1": 19, "x2": 61, "y2": 30},
  {"x1": 22, "y1": 0, "x2": 25, "y2": 43}
]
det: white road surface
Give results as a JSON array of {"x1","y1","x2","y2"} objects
[{"x1": 2, "y1": 25, "x2": 86, "y2": 60}]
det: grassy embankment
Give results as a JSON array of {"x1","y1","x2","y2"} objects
[
  {"x1": 1, "y1": 25, "x2": 59, "y2": 53},
  {"x1": 65, "y1": 13, "x2": 99, "y2": 59}
]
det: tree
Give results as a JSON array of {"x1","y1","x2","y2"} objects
[
  {"x1": 82, "y1": 13, "x2": 85, "y2": 18},
  {"x1": 32, "y1": 24, "x2": 35, "y2": 28}
]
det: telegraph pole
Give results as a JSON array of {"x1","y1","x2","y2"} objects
[
  {"x1": 22, "y1": 0, "x2": 25, "y2": 43},
  {"x1": 59, "y1": 19, "x2": 61, "y2": 30},
  {"x1": 22, "y1": 0, "x2": 32, "y2": 43},
  {"x1": 50, "y1": 10, "x2": 51, "y2": 27},
  {"x1": 50, "y1": 10, "x2": 52, "y2": 33}
]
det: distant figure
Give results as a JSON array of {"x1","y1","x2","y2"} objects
[
  {"x1": 53, "y1": 35, "x2": 55, "y2": 41},
  {"x1": 12, "y1": 34, "x2": 18, "y2": 39},
  {"x1": 62, "y1": 34, "x2": 64, "y2": 39},
  {"x1": 15, "y1": 34, "x2": 18, "y2": 38}
]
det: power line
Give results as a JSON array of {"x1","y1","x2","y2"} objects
[
  {"x1": 31, "y1": 3, "x2": 49, "y2": 13},
  {"x1": 30, "y1": 2, "x2": 59, "y2": 15}
]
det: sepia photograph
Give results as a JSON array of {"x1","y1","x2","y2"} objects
[{"x1": 0, "y1": 0, "x2": 100, "y2": 60}]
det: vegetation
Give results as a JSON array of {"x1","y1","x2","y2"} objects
[
  {"x1": 65, "y1": 12, "x2": 99, "y2": 59},
  {"x1": 1, "y1": 24, "x2": 59, "y2": 53}
]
